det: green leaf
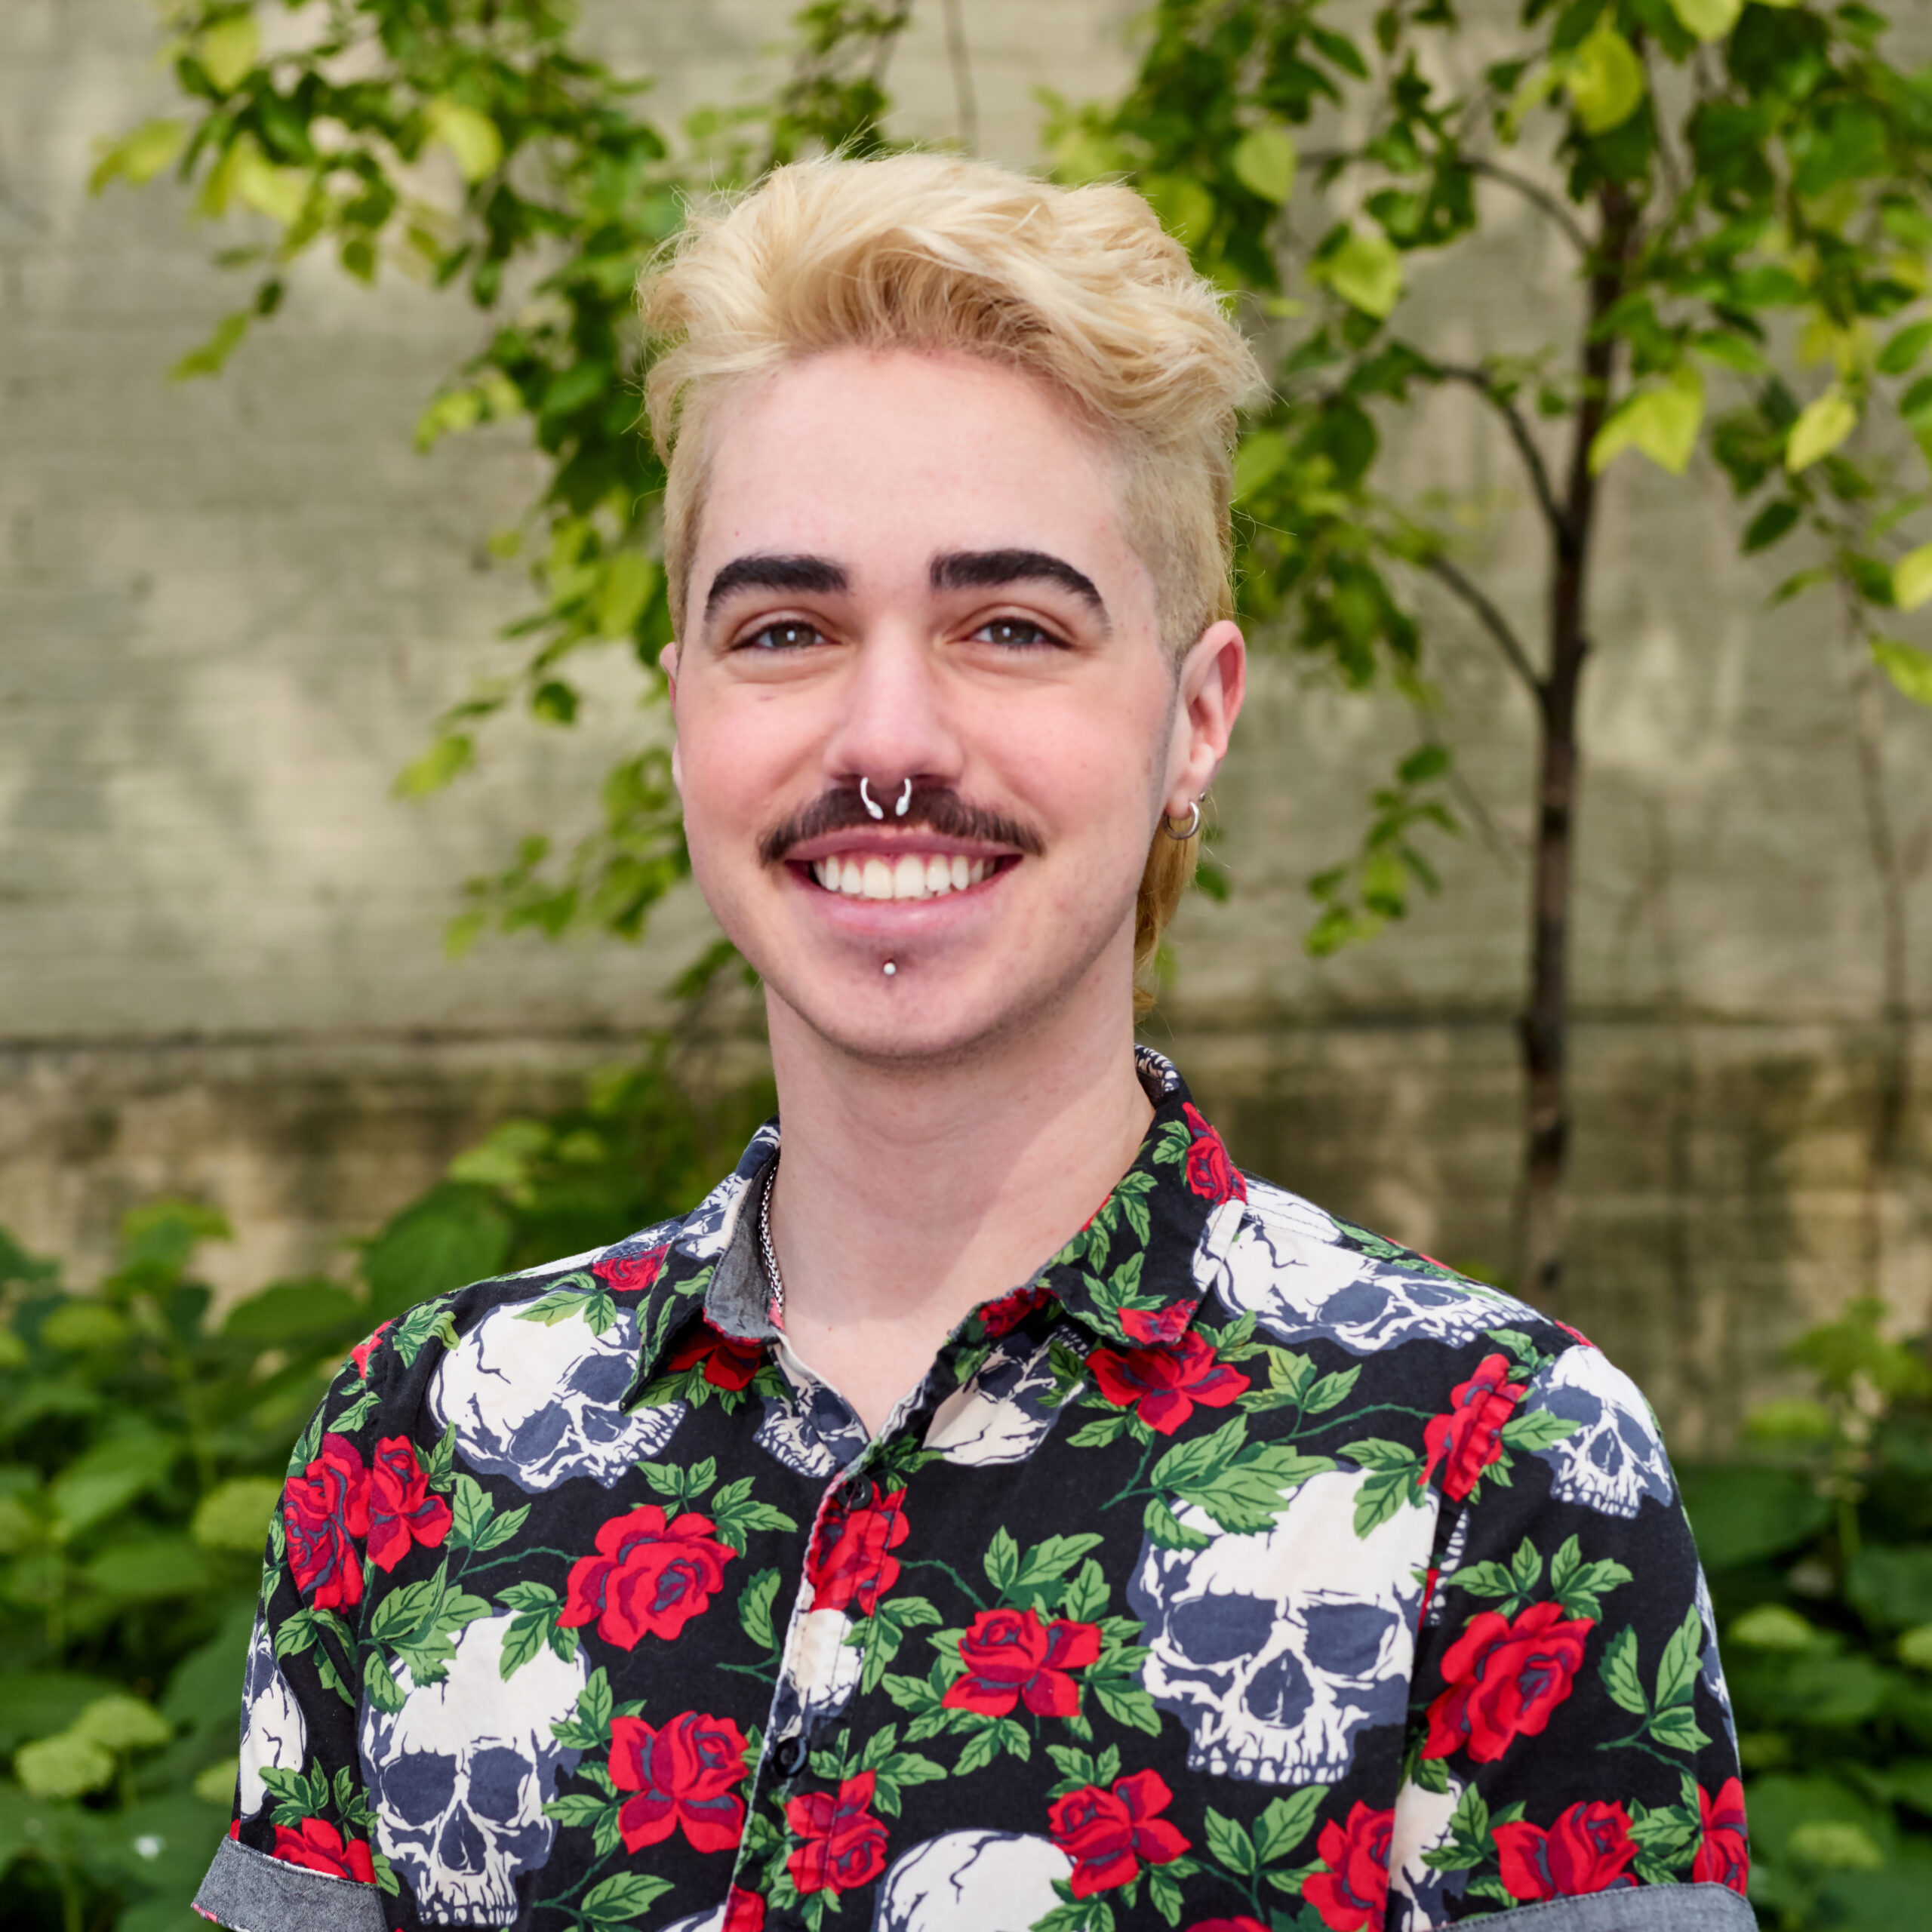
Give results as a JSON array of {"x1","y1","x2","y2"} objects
[
  {"x1": 582, "y1": 1873, "x2": 674, "y2": 1924},
  {"x1": 1175, "y1": 1447, "x2": 1335, "y2": 1534},
  {"x1": 1232, "y1": 125, "x2": 1297, "y2": 205},
  {"x1": 1786, "y1": 386, "x2": 1860, "y2": 472},
  {"x1": 597, "y1": 553, "x2": 660, "y2": 639},
  {"x1": 1743, "y1": 500, "x2": 1801, "y2": 554},
  {"x1": 170, "y1": 312, "x2": 250, "y2": 383},
  {"x1": 1014, "y1": 1535, "x2": 1106, "y2": 1594},
  {"x1": 1152, "y1": 1416, "x2": 1247, "y2": 1493},
  {"x1": 1665, "y1": 0, "x2": 1740, "y2": 41},
  {"x1": 1091, "y1": 1677, "x2": 1162, "y2": 1735},
  {"x1": 984, "y1": 1526, "x2": 1021, "y2": 1593},
  {"x1": 1255, "y1": 1786, "x2": 1328, "y2": 1862},
  {"x1": 740, "y1": 1567, "x2": 782, "y2": 1651},
  {"x1": 89, "y1": 118, "x2": 187, "y2": 195},
  {"x1": 1304, "y1": 1367, "x2": 1361, "y2": 1414},
  {"x1": 1143, "y1": 1497, "x2": 1210, "y2": 1551},
  {"x1": 449, "y1": 1475, "x2": 494, "y2": 1550},
  {"x1": 1321, "y1": 228, "x2": 1403, "y2": 320},
  {"x1": 1600, "y1": 1626, "x2": 1648, "y2": 1716},
  {"x1": 1590, "y1": 366, "x2": 1704, "y2": 476},
  {"x1": 426, "y1": 99, "x2": 504, "y2": 183},
  {"x1": 1878, "y1": 320, "x2": 1932, "y2": 377},
  {"x1": 197, "y1": 14, "x2": 261, "y2": 92},
  {"x1": 544, "y1": 1792, "x2": 611, "y2": 1828},
  {"x1": 1645, "y1": 1704, "x2": 1711, "y2": 1753},
  {"x1": 1351, "y1": 1467, "x2": 1419, "y2": 1538},
  {"x1": 1892, "y1": 544, "x2": 1932, "y2": 614},
  {"x1": 1563, "y1": 23, "x2": 1647, "y2": 135},
  {"x1": 1341, "y1": 1437, "x2": 1420, "y2": 1473},
  {"x1": 1656, "y1": 1604, "x2": 1705, "y2": 1711},
  {"x1": 1500, "y1": 1410, "x2": 1580, "y2": 1452},
  {"x1": 363, "y1": 1651, "x2": 405, "y2": 1713}
]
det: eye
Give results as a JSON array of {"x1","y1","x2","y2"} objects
[
  {"x1": 970, "y1": 617, "x2": 1063, "y2": 649},
  {"x1": 739, "y1": 620, "x2": 826, "y2": 651}
]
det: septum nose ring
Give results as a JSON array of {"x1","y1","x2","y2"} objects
[{"x1": 859, "y1": 778, "x2": 915, "y2": 820}]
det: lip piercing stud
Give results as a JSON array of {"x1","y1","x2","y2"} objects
[
  {"x1": 883, "y1": 961, "x2": 897, "y2": 977},
  {"x1": 894, "y1": 779, "x2": 912, "y2": 817},
  {"x1": 860, "y1": 778, "x2": 884, "y2": 820}
]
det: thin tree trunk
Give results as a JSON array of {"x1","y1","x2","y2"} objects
[{"x1": 1516, "y1": 183, "x2": 1638, "y2": 1309}]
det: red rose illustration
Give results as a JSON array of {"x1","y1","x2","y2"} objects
[
  {"x1": 349, "y1": 1320, "x2": 393, "y2": 1382},
  {"x1": 806, "y1": 1487, "x2": 909, "y2": 1616},
  {"x1": 1421, "y1": 1353, "x2": 1527, "y2": 1501},
  {"x1": 1088, "y1": 1331, "x2": 1249, "y2": 1436},
  {"x1": 976, "y1": 1284, "x2": 1052, "y2": 1340},
  {"x1": 559, "y1": 1505, "x2": 736, "y2": 1648},
  {"x1": 282, "y1": 1433, "x2": 369, "y2": 1611},
  {"x1": 593, "y1": 1245, "x2": 668, "y2": 1293},
  {"x1": 1048, "y1": 1768, "x2": 1189, "y2": 1897},
  {"x1": 1424, "y1": 1600, "x2": 1595, "y2": 1763},
  {"x1": 1181, "y1": 1103, "x2": 1246, "y2": 1204},
  {"x1": 270, "y1": 1818, "x2": 376, "y2": 1884},
  {"x1": 1188, "y1": 1922, "x2": 1269, "y2": 1932},
  {"x1": 722, "y1": 1887, "x2": 766, "y2": 1932},
  {"x1": 942, "y1": 1607, "x2": 1102, "y2": 1718},
  {"x1": 1119, "y1": 1301, "x2": 1195, "y2": 1348},
  {"x1": 366, "y1": 1436, "x2": 454, "y2": 1575},
  {"x1": 1496, "y1": 1801, "x2": 1638, "y2": 1900},
  {"x1": 785, "y1": 1772, "x2": 889, "y2": 1895},
  {"x1": 1693, "y1": 1779, "x2": 1750, "y2": 1894},
  {"x1": 1303, "y1": 1802, "x2": 1395, "y2": 1932},
  {"x1": 608, "y1": 1711, "x2": 749, "y2": 1854},
  {"x1": 1418, "y1": 1566, "x2": 1441, "y2": 1626},
  {"x1": 668, "y1": 1321, "x2": 763, "y2": 1392}
]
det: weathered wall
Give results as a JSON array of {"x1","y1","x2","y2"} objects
[{"x1": 2, "y1": 0, "x2": 1927, "y2": 1447}]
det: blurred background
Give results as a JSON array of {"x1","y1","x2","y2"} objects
[{"x1": 2, "y1": 0, "x2": 1930, "y2": 1927}]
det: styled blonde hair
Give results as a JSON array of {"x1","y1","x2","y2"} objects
[{"x1": 638, "y1": 151, "x2": 1264, "y2": 1003}]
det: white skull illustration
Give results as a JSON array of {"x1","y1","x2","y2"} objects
[
  {"x1": 870, "y1": 1830, "x2": 1074, "y2": 1931},
  {"x1": 236, "y1": 1610, "x2": 306, "y2": 1817},
  {"x1": 921, "y1": 1329, "x2": 1074, "y2": 1467},
  {"x1": 1130, "y1": 1468, "x2": 1432, "y2": 1783},
  {"x1": 1387, "y1": 1773, "x2": 1469, "y2": 1931},
  {"x1": 1204, "y1": 1179, "x2": 1531, "y2": 1356},
  {"x1": 358, "y1": 1612, "x2": 586, "y2": 1927},
  {"x1": 771, "y1": 1604, "x2": 864, "y2": 1738},
  {"x1": 1423, "y1": 1509, "x2": 1470, "y2": 1629},
  {"x1": 676, "y1": 1132, "x2": 776, "y2": 1260},
  {"x1": 1696, "y1": 1567, "x2": 1737, "y2": 1742},
  {"x1": 1523, "y1": 1346, "x2": 1675, "y2": 1519},
  {"x1": 755, "y1": 1394, "x2": 843, "y2": 1477},
  {"x1": 429, "y1": 1298, "x2": 685, "y2": 1493}
]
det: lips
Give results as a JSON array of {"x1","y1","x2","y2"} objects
[{"x1": 808, "y1": 853, "x2": 994, "y2": 902}]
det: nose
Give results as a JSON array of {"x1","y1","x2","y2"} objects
[{"x1": 821, "y1": 623, "x2": 964, "y2": 803}]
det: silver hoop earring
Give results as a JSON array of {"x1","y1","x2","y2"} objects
[
  {"x1": 860, "y1": 777, "x2": 884, "y2": 820},
  {"x1": 895, "y1": 778, "x2": 912, "y2": 817},
  {"x1": 1161, "y1": 800, "x2": 1201, "y2": 841}
]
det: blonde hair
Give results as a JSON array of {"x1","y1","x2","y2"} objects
[{"x1": 638, "y1": 151, "x2": 1264, "y2": 1004}]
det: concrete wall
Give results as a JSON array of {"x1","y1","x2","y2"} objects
[{"x1": 2, "y1": 0, "x2": 1927, "y2": 1448}]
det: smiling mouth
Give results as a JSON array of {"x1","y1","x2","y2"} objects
[{"x1": 802, "y1": 852, "x2": 1007, "y2": 902}]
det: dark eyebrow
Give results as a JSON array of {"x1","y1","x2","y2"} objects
[
  {"x1": 703, "y1": 553, "x2": 848, "y2": 621},
  {"x1": 930, "y1": 549, "x2": 1108, "y2": 621}
]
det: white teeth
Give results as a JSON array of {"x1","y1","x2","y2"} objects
[{"x1": 809, "y1": 852, "x2": 1001, "y2": 900}]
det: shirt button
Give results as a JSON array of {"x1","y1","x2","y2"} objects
[{"x1": 771, "y1": 1733, "x2": 808, "y2": 1780}]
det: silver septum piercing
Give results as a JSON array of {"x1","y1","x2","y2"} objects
[
  {"x1": 883, "y1": 961, "x2": 897, "y2": 977},
  {"x1": 859, "y1": 777, "x2": 914, "y2": 820},
  {"x1": 1162, "y1": 799, "x2": 1201, "y2": 841}
]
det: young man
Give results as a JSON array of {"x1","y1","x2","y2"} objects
[{"x1": 198, "y1": 155, "x2": 1752, "y2": 1932}]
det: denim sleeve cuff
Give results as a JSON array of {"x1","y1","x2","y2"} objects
[
  {"x1": 1466, "y1": 1883, "x2": 1758, "y2": 1932},
  {"x1": 192, "y1": 1835, "x2": 388, "y2": 1932}
]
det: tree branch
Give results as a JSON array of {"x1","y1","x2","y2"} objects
[
  {"x1": 1420, "y1": 552, "x2": 1546, "y2": 709},
  {"x1": 1463, "y1": 157, "x2": 1591, "y2": 256},
  {"x1": 1432, "y1": 362, "x2": 1574, "y2": 555}
]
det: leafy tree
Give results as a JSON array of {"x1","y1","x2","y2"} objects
[{"x1": 97, "y1": 0, "x2": 1932, "y2": 1306}]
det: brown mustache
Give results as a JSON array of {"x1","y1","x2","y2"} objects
[{"x1": 758, "y1": 786, "x2": 1047, "y2": 866}]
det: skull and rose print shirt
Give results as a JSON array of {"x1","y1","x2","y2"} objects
[{"x1": 196, "y1": 1051, "x2": 1754, "y2": 1932}]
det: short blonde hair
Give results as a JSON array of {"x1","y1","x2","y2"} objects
[{"x1": 639, "y1": 152, "x2": 1263, "y2": 1002}]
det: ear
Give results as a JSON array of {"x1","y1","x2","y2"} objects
[{"x1": 1164, "y1": 620, "x2": 1246, "y2": 818}]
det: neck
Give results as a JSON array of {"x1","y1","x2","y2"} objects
[{"x1": 760, "y1": 961, "x2": 1152, "y2": 1423}]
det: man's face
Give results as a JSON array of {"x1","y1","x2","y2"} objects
[{"x1": 666, "y1": 346, "x2": 1241, "y2": 1066}]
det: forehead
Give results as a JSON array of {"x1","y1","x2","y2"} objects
[{"x1": 691, "y1": 348, "x2": 1154, "y2": 613}]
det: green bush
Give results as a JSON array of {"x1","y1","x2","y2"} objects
[
  {"x1": 1683, "y1": 1300, "x2": 1932, "y2": 1928},
  {"x1": 0, "y1": 1048, "x2": 770, "y2": 1932}
]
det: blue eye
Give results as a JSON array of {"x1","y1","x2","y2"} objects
[{"x1": 742, "y1": 621, "x2": 823, "y2": 651}]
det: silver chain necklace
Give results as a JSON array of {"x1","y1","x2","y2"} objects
[{"x1": 758, "y1": 1160, "x2": 786, "y2": 1322}]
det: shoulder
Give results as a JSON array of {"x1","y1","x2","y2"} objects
[{"x1": 1197, "y1": 1171, "x2": 1558, "y2": 1360}]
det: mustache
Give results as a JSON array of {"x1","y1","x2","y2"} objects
[{"x1": 758, "y1": 786, "x2": 1048, "y2": 866}]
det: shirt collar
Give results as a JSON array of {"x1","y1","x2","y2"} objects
[{"x1": 619, "y1": 1048, "x2": 1248, "y2": 1389}]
